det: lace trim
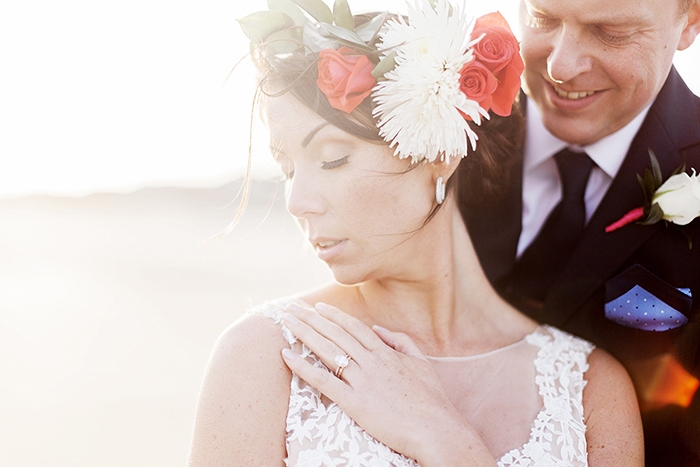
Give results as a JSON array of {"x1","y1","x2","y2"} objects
[
  {"x1": 250, "y1": 300, "x2": 593, "y2": 467},
  {"x1": 252, "y1": 299, "x2": 419, "y2": 467},
  {"x1": 498, "y1": 326, "x2": 593, "y2": 467}
]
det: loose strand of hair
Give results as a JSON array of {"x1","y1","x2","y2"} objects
[{"x1": 205, "y1": 85, "x2": 262, "y2": 243}]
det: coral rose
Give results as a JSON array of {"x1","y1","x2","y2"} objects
[
  {"x1": 459, "y1": 60, "x2": 498, "y2": 114},
  {"x1": 316, "y1": 47, "x2": 376, "y2": 113},
  {"x1": 472, "y1": 12, "x2": 525, "y2": 116}
]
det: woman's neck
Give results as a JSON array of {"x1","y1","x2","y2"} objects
[{"x1": 313, "y1": 200, "x2": 530, "y2": 356}]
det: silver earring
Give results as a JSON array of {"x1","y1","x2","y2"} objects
[{"x1": 435, "y1": 176, "x2": 445, "y2": 205}]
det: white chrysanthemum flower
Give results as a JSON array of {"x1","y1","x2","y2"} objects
[{"x1": 372, "y1": 0, "x2": 488, "y2": 163}]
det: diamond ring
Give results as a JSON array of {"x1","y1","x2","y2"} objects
[{"x1": 333, "y1": 354, "x2": 354, "y2": 379}]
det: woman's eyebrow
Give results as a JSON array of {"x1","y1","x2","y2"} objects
[{"x1": 302, "y1": 123, "x2": 330, "y2": 148}]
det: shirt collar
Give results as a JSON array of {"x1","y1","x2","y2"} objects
[{"x1": 524, "y1": 98, "x2": 652, "y2": 179}]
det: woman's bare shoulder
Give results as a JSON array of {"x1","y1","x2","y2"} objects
[
  {"x1": 188, "y1": 311, "x2": 291, "y2": 466},
  {"x1": 584, "y1": 347, "x2": 637, "y2": 397},
  {"x1": 583, "y1": 348, "x2": 644, "y2": 466},
  {"x1": 199, "y1": 310, "x2": 292, "y2": 411},
  {"x1": 216, "y1": 312, "x2": 289, "y2": 359}
]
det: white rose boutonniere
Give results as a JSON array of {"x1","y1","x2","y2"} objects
[
  {"x1": 653, "y1": 171, "x2": 700, "y2": 225},
  {"x1": 606, "y1": 150, "x2": 700, "y2": 245}
]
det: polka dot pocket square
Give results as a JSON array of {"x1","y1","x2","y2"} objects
[{"x1": 605, "y1": 264, "x2": 691, "y2": 331}]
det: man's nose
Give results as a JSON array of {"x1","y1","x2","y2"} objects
[{"x1": 546, "y1": 26, "x2": 593, "y2": 84}]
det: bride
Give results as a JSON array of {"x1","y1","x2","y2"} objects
[{"x1": 188, "y1": 1, "x2": 643, "y2": 465}]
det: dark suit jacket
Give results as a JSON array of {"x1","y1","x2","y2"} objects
[{"x1": 462, "y1": 67, "x2": 700, "y2": 466}]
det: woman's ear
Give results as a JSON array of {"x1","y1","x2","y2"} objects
[
  {"x1": 432, "y1": 156, "x2": 462, "y2": 184},
  {"x1": 430, "y1": 157, "x2": 463, "y2": 205}
]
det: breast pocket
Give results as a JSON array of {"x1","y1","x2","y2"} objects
[{"x1": 604, "y1": 264, "x2": 692, "y2": 331}]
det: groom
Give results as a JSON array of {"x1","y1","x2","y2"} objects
[{"x1": 463, "y1": 0, "x2": 700, "y2": 465}]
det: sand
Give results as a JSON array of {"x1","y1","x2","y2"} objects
[{"x1": 0, "y1": 181, "x2": 332, "y2": 467}]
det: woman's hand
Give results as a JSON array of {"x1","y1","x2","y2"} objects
[{"x1": 281, "y1": 302, "x2": 496, "y2": 467}]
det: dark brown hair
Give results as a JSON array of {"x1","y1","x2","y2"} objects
[{"x1": 245, "y1": 12, "x2": 524, "y2": 225}]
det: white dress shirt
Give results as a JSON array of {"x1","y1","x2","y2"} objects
[{"x1": 517, "y1": 99, "x2": 652, "y2": 257}]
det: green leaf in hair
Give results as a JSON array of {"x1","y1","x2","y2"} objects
[
  {"x1": 371, "y1": 51, "x2": 396, "y2": 79},
  {"x1": 268, "y1": 0, "x2": 309, "y2": 26},
  {"x1": 316, "y1": 22, "x2": 367, "y2": 48},
  {"x1": 355, "y1": 12, "x2": 388, "y2": 43},
  {"x1": 266, "y1": 28, "x2": 304, "y2": 54},
  {"x1": 303, "y1": 22, "x2": 341, "y2": 53},
  {"x1": 290, "y1": 0, "x2": 334, "y2": 24},
  {"x1": 333, "y1": 0, "x2": 354, "y2": 29},
  {"x1": 237, "y1": 11, "x2": 294, "y2": 44}
]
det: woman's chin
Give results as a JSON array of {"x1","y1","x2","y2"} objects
[
  {"x1": 330, "y1": 274, "x2": 363, "y2": 287},
  {"x1": 327, "y1": 266, "x2": 367, "y2": 287}
]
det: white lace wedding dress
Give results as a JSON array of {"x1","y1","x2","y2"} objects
[{"x1": 254, "y1": 298, "x2": 594, "y2": 467}]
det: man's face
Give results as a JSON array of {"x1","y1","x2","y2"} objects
[{"x1": 519, "y1": 0, "x2": 696, "y2": 146}]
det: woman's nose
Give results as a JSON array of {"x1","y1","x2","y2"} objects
[{"x1": 285, "y1": 170, "x2": 325, "y2": 219}]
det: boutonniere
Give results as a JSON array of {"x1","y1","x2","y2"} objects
[{"x1": 605, "y1": 150, "x2": 700, "y2": 242}]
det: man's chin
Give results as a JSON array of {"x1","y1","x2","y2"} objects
[{"x1": 540, "y1": 111, "x2": 612, "y2": 146}]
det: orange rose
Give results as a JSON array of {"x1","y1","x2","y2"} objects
[
  {"x1": 472, "y1": 12, "x2": 525, "y2": 116},
  {"x1": 459, "y1": 60, "x2": 498, "y2": 114},
  {"x1": 316, "y1": 47, "x2": 376, "y2": 114}
]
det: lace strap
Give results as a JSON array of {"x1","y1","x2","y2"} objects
[
  {"x1": 247, "y1": 297, "x2": 302, "y2": 347},
  {"x1": 529, "y1": 326, "x2": 593, "y2": 465}
]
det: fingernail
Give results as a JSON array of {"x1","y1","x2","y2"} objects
[
  {"x1": 287, "y1": 302, "x2": 303, "y2": 312},
  {"x1": 315, "y1": 302, "x2": 331, "y2": 311},
  {"x1": 373, "y1": 324, "x2": 389, "y2": 332},
  {"x1": 284, "y1": 313, "x2": 299, "y2": 325},
  {"x1": 281, "y1": 348, "x2": 296, "y2": 360}
]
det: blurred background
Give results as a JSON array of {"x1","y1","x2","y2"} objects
[{"x1": 0, "y1": 1, "x2": 698, "y2": 466}]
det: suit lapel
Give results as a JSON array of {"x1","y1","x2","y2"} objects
[{"x1": 542, "y1": 68, "x2": 700, "y2": 325}]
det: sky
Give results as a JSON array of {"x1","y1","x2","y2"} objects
[{"x1": 1, "y1": 0, "x2": 699, "y2": 199}]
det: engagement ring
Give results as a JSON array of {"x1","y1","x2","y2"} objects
[{"x1": 333, "y1": 354, "x2": 353, "y2": 379}]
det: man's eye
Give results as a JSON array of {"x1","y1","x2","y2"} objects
[
  {"x1": 596, "y1": 28, "x2": 634, "y2": 46},
  {"x1": 525, "y1": 7, "x2": 557, "y2": 30},
  {"x1": 526, "y1": 16, "x2": 555, "y2": 29},
  {"x1": 321, "y1": 156, "x2": 349, "y2": 170}
]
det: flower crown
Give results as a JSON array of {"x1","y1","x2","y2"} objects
[{"x1": 238, "y1": 0, "x2": 524, "y2": 163}]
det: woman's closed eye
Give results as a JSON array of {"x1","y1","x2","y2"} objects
[
  {"x1": 279, "y1": 156, "x2": 348, "y2": 181},
  {"x1": 322, "y1": 155, "x2": 350, "y2": 170}
]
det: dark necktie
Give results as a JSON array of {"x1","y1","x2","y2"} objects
[{"x1": 507, "y1": 148, "x2": 595, "y2": 302}]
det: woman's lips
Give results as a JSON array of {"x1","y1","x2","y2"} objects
[
  {"x1": 311, "y1": 238, "x2": 347, "y2": 261},
  {"x1": 316, "y1": 240, "x2": 343, "y2": 249}
]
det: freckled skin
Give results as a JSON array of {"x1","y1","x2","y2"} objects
[
  {"x1": 267, "y1": 93, "x2": 441, "y2": 287},
  {"x1": 519, "y1": 0, "x2": 689, "y2": 145}
]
